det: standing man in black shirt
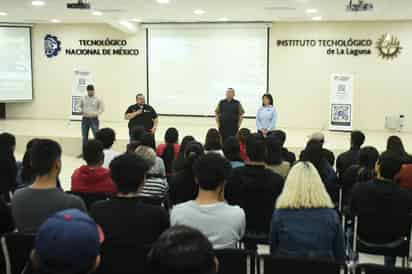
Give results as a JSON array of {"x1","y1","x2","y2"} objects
[
  {"x1": 215, "y1": 88, "x2": 245, "y2": 143},
  {"x1": 125, "y1": 93, "x2": 159, "y2": 140}
]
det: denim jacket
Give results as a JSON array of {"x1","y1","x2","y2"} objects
[{"x1": 270, "y1": 208, "x2": 345, "y2": 262}]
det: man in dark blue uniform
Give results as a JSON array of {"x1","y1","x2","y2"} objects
[{"x1": 215, "y1": 88, "x2": 245, "y2": 143}]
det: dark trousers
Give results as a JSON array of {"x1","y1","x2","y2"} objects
[
  {"x1": 219, "y1": 122, "x2": 239, "y2": 143},
  {"x1": 82, "y1": 117, "x2": 99, "y2": 150}
]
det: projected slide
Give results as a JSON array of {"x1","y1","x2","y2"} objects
[
  {"x1": 148, "y1": 26, "x2": 268, "y2": 116},
  {"x1": 0, "y1": 27, "x2": 33, "y2": 101}
]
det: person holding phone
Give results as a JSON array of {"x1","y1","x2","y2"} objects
[{"x1": 125, "y1": 93, "x2": 159, "y2": 140}]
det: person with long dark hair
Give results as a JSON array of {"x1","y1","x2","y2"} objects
[
  {"x1": 157, "y1": 128, "x2": 180, "y2": 176},
  {"x1": 172, "y1": 135, "x2": 195, "y2": 173},
  {"x1": 265, "y1": 137, "x2": 290, "y2": 178},
  {"x1": 237, "y1": 128, "x2": 251, "y2": 161},
  {"x1": 223, "y1": 137, "x2": 244, "y2": 169},
  {"x1": 204, "y1": 128, "x2": 223, "y2": 155},
  {"x1": 340, "y1": 146, "x2": 379, "y2": 205},
  {"x1": 0, "y1": 133, "x2": 17, "y2": 197},
  {"x1": 256, "y1": 93, "x2": 277, "y2": 136},
  {"x1": 300, "y1": 139, "x2": 338, "y2": 203},
  {"x1": 386, "y1": 135, "x2": 412, "y2": 164},
  {"x1": 16, "y1": 138, "x2": 40, "y2": 190},
  {"x1": 169, "y1": 141, "x2": 204, "y2": 206}
]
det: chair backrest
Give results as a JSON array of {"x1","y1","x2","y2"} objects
[
  {"x1": 67, "y1": 191, "x2": 111, "y2": 210},
  {"x1": 1, "y1": 232, "x2": 35, "y2": 274},
  {"x1": 356, "y1": 264, "x2": 412, "y2": 274},
  {"x1": 355, "y1": 214, "x2": 412, "y2": 245},
  {"x1": 262, "y1": 255, "x2": 343, "y2": 274},
  {"x1": 95, "y1": 242, "x2": 151, "y2": 274},
  {"x1": 214, "y1": 249, "x2": 252, "y2": 274}
]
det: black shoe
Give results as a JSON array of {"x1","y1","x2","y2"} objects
[{"x1": 77, "y1": 154, "x2": 83, "y2": 159}]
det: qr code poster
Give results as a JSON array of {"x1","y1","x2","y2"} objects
[
  {"x1": 72, "y1": 96, "x2": 82, "y2": 115},
  {"x1": 331, "y1": 104, "x2": 351, "y2": 126}
]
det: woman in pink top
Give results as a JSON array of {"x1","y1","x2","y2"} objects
[{"x1": 156, "y1": 128, "x2": 180, "y2": 176}]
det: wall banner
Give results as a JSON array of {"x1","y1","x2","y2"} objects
[
  {"x1": 329, "y1": 74, "x2": 354, "y2": 131},
  {"x1": 70, "y1": 70, "x2": 93, "y2": 121}
]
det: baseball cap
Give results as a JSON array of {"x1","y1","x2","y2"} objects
[{"x1": 35, "y1": 209, "x2": 104, "y2": 274}]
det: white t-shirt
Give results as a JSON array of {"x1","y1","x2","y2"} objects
[
  {"x1": 103, "y1": 149, "x2": 121, "y2": 169},
  {"x1": 171, "y1": 201, "x2": 246, "y2": 249}
]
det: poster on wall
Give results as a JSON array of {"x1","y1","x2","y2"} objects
[
  {"x1": 70, "y1": 70, "x2": 93, "y2": 121},
  {"x1": 329, "y1": 74, "x2": 354, "y2": 131}
]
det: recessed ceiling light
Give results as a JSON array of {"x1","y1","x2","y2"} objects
[
  {"x1": 306, "y1": 8, "x2": 318, "y2": 14},
  {"x1": 0, "y1": 12, "x2": 8, "y2": 16},
  {"x1": 32, "y1": 1, "x2": 45, "y2": 6},
  {"x1": 131, "y1": 18, "x2": 142, "y2": 22},
  {"x1": 50, "y1": 19, "x2": 61, "y2": 23},
  {"x1": 194, "y1": 9, "x2": 205, "y2": 15},
  {"x1": 156, "y1": 0, "x2": 170, "y2": 4},
  {"x1": 218, "y1": 17, "x2": 229, "y2": 21},
  {"x1": 311, "y1": 16, "x2": 322, "y2": 21},
  {"x1": 92, "y1": 11, "x2": 103, "y2": 16}
]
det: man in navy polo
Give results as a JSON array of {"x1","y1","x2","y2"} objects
[{"x1": 215, "y1": 88, "x2": 245, "y2": 143}]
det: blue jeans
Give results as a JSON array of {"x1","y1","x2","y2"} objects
[{"x1": 82, "y1": 117, "x2": 99, "y2": 150}]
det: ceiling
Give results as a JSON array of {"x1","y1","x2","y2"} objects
[{"x1": 1, "y1": 0, "x2": 412, "y2": 25}]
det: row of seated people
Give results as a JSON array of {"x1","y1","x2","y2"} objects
[{"x1": 1, "y1": 127, "x2": 412, "y2": 268}]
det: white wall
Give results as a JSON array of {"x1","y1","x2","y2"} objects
[
  {"x1": 270, "y1": 21, "x2": 412, "y2": 131},
  {"x1": 6, "y1": 21, "x2": 412, "y2": 132},
  {"x1": 7, "y1": 24, "x2": 147, "y2": 121}
]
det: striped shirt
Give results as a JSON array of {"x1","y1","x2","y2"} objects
[{"x1": 139, "y1": 175, "x2": 169, "y2": 199}]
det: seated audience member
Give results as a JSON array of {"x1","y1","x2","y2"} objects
[
  {"x1": 336, "y1": 130, "x2": 365, "y2": 175},
  {"x1": 95, "y1": 128, "x2": 120, "y2": 168},
  {"x1": 16, "y1": 139, "x2": 40, "y2": 189},
  {"x1": 71, "y1": 140, "x2": 117, "y2": 194},
  {"x1": 126, "y1": 126, "x2": 146, "y2": 153},
  {"x1": 135, "y1": 145, "x2": 169, "y2": 199},
  {"x1": 350, "y1": 151, "x2": 412, "y2": 267},
  {"x1": 147, "y1": 226, "x2": 218, "y2": 274},
  {"x1": 300, "y1": 139, "x2": 338, "y2": 202},
  {"x1": 237, "y1": 128, "x2": 251, "y2": 161},
  {"x1": 172, "y1": 135, "x2": 195, "y2": 173},
  {"x1": 157, "y1": 127, "x2": 180, "y2": 175},
  {"x1": 169, "y1": 142, "x2": 204, "y2": 206},
  {"x1": 141, "y1": 133, "x2": 167, "y2": 177},
  {"x1": 271, "y1": 162, "x2": 345, "y2": 262},
  {"x1": 265, "y1": 136, "x2": 290, "y2": 178},
  {"x1": 91, "y1": 153, "x2": 169, "y2": 247},
  {"x1": 23, "y1": 209, "x2": 103, "y2": 274},
  {"x1": 171, "y1": 153, "x2": 245, "y2": 249},
  {"x1": 340, "y1": 146, "x2": 379, "y2": 205},
  {"x1": 223, "y1": 137, "x2": 245, "y2": 169},
  {"x1": 225, "y1": 134, "x2": 284, "y2": 236},
  {"x1": 0, "y1": 132, "x2": 18, "y2": 197},
  {"x1": 307, "y1": 132, "x2": 335, "y2": 167},
  {"x1": 386, "y1": 135, "x2": 412, "y2": 164},
  {"x1": 0, "y1": 196, "x2": 14, "y2": 235},
  {"x1": 204, "y1": 128, "x2": 223, "y2": 155},
  {"x1": 12, "y1": 139, "x2": 86, "y2": 233},
  {"x1": 269, "y1": 130, "x2": 296, "y2": 165}
]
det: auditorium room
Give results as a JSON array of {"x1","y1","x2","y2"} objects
[{"x1": 1, "y1": 0, "x2": 412, "y2": 274}]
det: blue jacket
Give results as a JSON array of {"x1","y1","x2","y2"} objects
[{"x1": 270, "y1": 208, "x2": 345, "y2": 262}]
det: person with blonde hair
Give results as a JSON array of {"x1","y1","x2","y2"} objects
[{"x1": 270, "y1": 162, "x2": 345, "y2": 262}]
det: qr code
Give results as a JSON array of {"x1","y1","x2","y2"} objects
[
  {"x1": 337, "y1": 84, "x2": 346, "y2": 93},
  {"x1": 72, "y1": 96, "x2": 82, "y2": 115},
  {"x1": 78, "y1": 78, "x2": 86, "y2": 86},
  {"x1": 331, "y1": 104, "x2": 351, "y2": 123}
]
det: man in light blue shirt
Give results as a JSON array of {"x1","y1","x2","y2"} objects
[{"x1": 256, "y1": 94, "x2": 277, "y2": 135}]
